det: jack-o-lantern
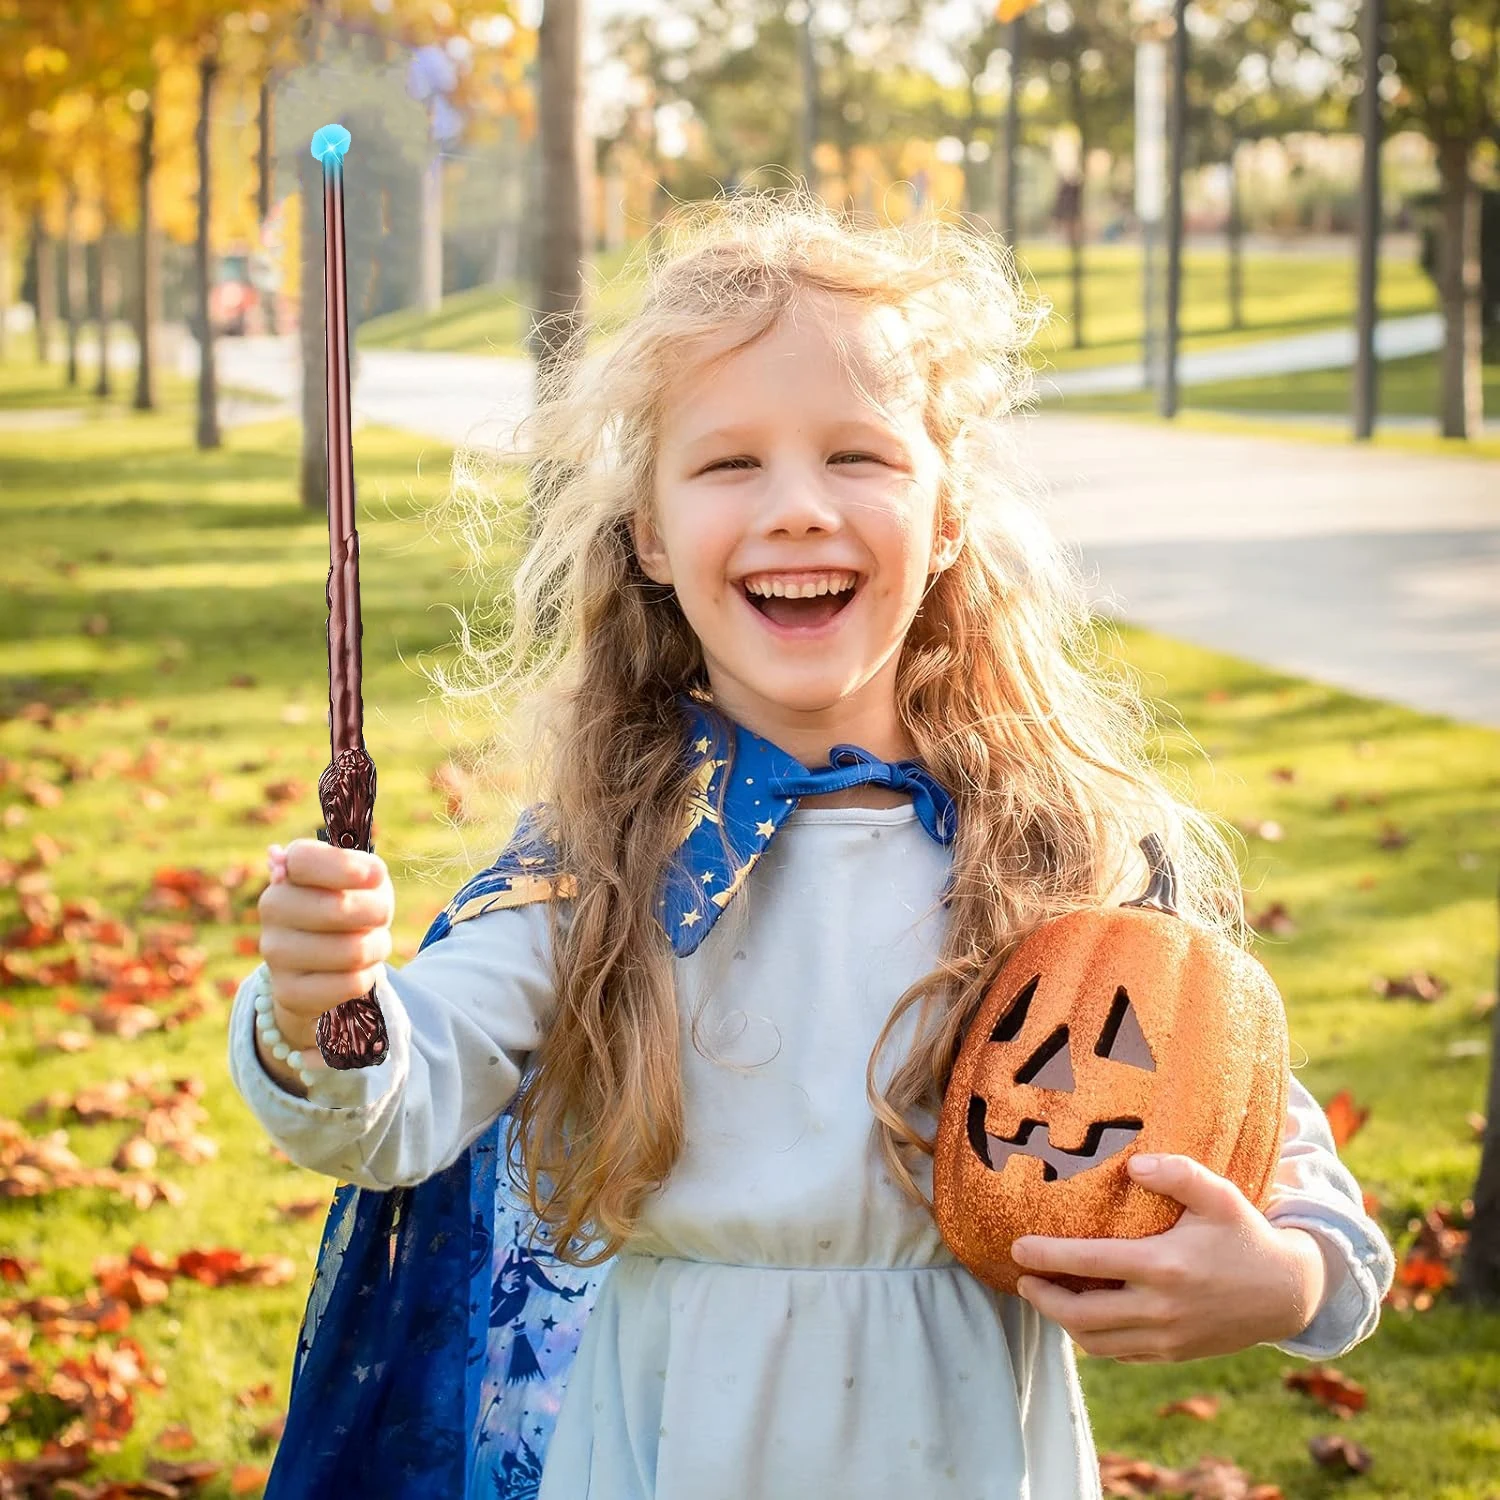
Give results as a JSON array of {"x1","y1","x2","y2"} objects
[{"x1": 933, "y1": 836, "x2": 1288, "y2": 1295}]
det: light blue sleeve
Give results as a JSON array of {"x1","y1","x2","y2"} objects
[{"x1": 1262, "y1": 1073, "x2": 1395, "y2": 1359}]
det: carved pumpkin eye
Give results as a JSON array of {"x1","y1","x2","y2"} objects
[
  {"x1": 1014, "y1": 1026, "x2": 1074, "y2": 1091},
  {"x1": 989, "y1": 975, "x2": 1038, "y2": 1043},
  {"x1": 1093, "y1": 987, "x2": 1155, "y2": 1072}
]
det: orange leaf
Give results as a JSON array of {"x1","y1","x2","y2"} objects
[
  {"x1": 1324, "y1": 1090, "x2": 1369, "y2": 1149},
  {"x1": 231, "y1": 1463, "x2": 271, "y2": 1494},
  {"x1": 1157, "y1": 1394, "x2": 1219, "y2": 1420}
]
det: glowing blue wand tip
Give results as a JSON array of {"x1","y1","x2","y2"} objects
[{"x1": 311, "y1": 123, "x2": 352, "y2": 165}]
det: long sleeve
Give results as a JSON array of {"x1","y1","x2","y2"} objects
[
  {"x1": 1263, "y1": 1073, "x2": 1394, "y2": 1359},
  {"x1": 226, "y1": 901, "x2": 557, "y2": 1191}
]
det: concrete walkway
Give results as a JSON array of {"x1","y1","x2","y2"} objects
[
  {"x1": 195, "y1": 333, "x2": 1500, "y2": 731},
  {"x1": 1040, "y1": 313, "x2": 1443, "y2": 397}
]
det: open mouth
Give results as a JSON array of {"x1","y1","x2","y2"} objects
[
  {"x1": 967, "y1": 1097, "x2": 1143, "y2": 1183},
  {"x1": 738, "y1": 571, "x2": 862, "y2": 633}
]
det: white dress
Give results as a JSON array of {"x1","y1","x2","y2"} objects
[{"x1": 229, "y1": 804, "x2": 1394, "y2": 1500}]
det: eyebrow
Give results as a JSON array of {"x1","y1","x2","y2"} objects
[{"x1": 676, "y1": 418, "x2": 910, "y2": 455}]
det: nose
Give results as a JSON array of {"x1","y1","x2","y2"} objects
[{"x1": 751, "y1": 457, "x2": 845, "y2": 538}]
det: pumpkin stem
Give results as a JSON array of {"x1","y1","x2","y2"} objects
[{"x1": 1122, "y1": 834, "x2": 1179, "y2": 916}]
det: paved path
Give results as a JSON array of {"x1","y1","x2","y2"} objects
[
  {"x1": 1040, "y1": 313, "x2": 1442, "y2": 396},
  {"x1": 198, "y1": 335, "x2": 1499, "y2": 730}
]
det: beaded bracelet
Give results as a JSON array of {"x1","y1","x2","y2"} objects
[{"x1": 250, "y1": 968, "x2": 321, "y2": 1089}]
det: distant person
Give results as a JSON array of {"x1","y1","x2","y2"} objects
[{"x1": 231, "y1": 191, "x2": 1393, "y2": 1499}]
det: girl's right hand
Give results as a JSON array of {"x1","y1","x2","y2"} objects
[{"x1": 257, "y1": 838, "x2": 395, "y2": 1051}]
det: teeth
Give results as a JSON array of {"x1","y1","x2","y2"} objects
[{"x1": 742, "y1": 571, "x2": 859, "y2": 599}]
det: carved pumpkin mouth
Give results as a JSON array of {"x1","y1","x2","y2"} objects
[{"x1": 967, "y1": 1098, "x2": 1143, "y2": 1183}]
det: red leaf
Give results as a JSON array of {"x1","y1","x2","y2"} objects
[{"x1": 1284, "y1": 1366, "x2": 1367, "y2": 1416}]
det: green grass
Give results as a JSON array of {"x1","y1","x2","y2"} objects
[
  {"x1": 356, "y1": 241, "x2": 1438, "y2": 374},
  {"x1": 1, "y1": 377, "x2": 1497, "y2": 1497},
  {"x1": 1047, "y1": 348, "x2": 1500, "y2": 461}
]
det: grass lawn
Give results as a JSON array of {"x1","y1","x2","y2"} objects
[
  {"x1": 1, "y1": 375, "x2": 1497, "y2": 1498},
  {"x1": 1047, "y1": 349, "x2": 1500, "y2": 462},
  {"x1": 356, "y1": 241, "x2": 1438, "y2": 377}
]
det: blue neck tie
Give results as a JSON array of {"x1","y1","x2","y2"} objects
[{"x1": 765, "y1": 744, "x2": 957, "y2": 846}]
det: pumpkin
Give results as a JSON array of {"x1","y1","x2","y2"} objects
[{"x1": 933, "y1": 835, "x2": 1288, "y2": 1295}]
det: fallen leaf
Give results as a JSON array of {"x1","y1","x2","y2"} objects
[
  {"x1": 1158, "y1": 1394, "x2": 1220, "y2": 1421},
  {"x1": 252, "y1": 1412, "x2": 287, "y2": 1447},
  {"x1": 230, "y1": 1463, "x2": 271, "y2": 1495},
  {"x1": 145, "y1": 1458, "x2": 222, "y2": 1489},
  {"x1": 153, "y1": 1424, "x2": 198, "y2": 1453},
  {"x1": 1269, "y1": 766, "x2": 1297, "y2": 783},
  {"x1": 1308, "y1": 1434, "x2": 1372, "y2": 1474},
  {"x1": 1284, "y1": 1366, "x2": 1367, "y2": 1416},
  {"x1": 229, "y1": 674, "x2": 259, "y2": 689},
  {"x1": 1324, "y1": 1090, "x2": 1370, "y2": 1149},
  {"x1": 1249, "y1": 903, "x2": 1297, "y2": 938},
  {"x1": 1372, "y1": 971, "x2": 1447, "y2": 1003},
  {"x1": 235, "y1": 1381, "x2": 276, "y2": 1408},
  {"x1": 1376, "y1": 822, "x2": 1409, "y2": 851},
  {"x1": 275, "y1": 1197, "x2": 327, "y2": 1221}
]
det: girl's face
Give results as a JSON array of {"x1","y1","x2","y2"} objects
[{"x1": 639, "y1": 294, "x2": 960, "y2": 763}]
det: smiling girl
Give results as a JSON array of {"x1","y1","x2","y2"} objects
[{"x1": 230, "y1": 191, "x2": 1392, "y2": 1499}]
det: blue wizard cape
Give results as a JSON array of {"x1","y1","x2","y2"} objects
[{"x1": 264, "y1": 701, "x2": 955, "y2": 1500}]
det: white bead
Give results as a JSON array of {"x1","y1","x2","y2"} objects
[
  {"x1": 286, "y1": 1050, "x2": 303, "y2": 1070},
  {"x1": 298, "y1": 1068, "x2": 318, "y2": 1087},
  {"x1": 254, "y1": 992, "x2": 273, "y2": 1014},
  {"x1": 272, "y1": 1041, "x2": 290, "y2": 1061}
]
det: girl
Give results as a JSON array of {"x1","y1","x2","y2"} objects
[{"x1": 231, "y1": 192, "x2": 1393, "y2": 1500}]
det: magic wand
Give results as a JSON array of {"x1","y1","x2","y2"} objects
[{"x1": 309, "y1": 123, "x2": 388, "y2": 1070}]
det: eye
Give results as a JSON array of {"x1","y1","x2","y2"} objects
[
  {"x1": 702, "y1": 453, "x2": 884, "y2": 473},
  {"x1": 1094, "y1": 987, "x2": 1155, "y2": 1071},
  {"x1": 989, "y1": 975, "x2": 1038, "y2": 1043}
]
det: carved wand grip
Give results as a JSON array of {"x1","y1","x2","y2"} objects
[{"x1": 311, "y1": 123, "x2": 387, "y2": 1071}]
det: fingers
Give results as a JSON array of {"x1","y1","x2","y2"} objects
[
  {"x1": 281, "y1": 837, "x2": 387, "y2": 892},
  {"x1": 1016, "y1": 1277, "x2": 1176, "y2": 1361},
  {"x1": 270, "y1": 966, "x2": 388, "y2": 1018},
  {"x1": 1127, "y1": 1153, "x2": 1246, "y2": 1220},
  {"x1": 259, "y1": 923, "x2": 391, "y2": 975},
  {"x1": 1012, "y1": 1234, "x2": 1173, "y2": 1285},
  {"x1": 1015, "y1": 1277, "x2": 1165, "y2": 1335}
]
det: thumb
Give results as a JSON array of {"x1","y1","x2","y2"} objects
[{"x1": 1128, "y1": 1153, "x2": 1246, "y2": 1220}]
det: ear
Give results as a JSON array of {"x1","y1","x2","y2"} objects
[
  {"x1": 929, "y1": 508, "x2": 964, "y2": 577},
  {"x1": 631, "y1": 510, "x2": 673, "y2": 586}
]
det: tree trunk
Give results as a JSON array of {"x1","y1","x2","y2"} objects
[
  {"x1": 94, "y1": 222, "x2": 114, "y2": 398},
  {"x1": 531, "y1": 0, "x2": 587, "y2": 553},
  {"x1": 0, "y1": 186, "x2": 12, "y2": 363},
  {"x1": 1435, "y1": 136, "x2": 1481, "y2": 441},
  {"x1": 194, "y1": 49, "x2": 222, "y2": 450},
  {"x1": 1069, "y1": 69, "x2": 1086, "y2": 350},
  {"x1": 418, "y1": 150, "x2": 443, "y2": 313},
  {"x1": 1000, "y1": 18, "x2": 1024, "y2": 246},
  {"x1": 1457, "y1": 876, "x2": 1500, "y2": 1307},
  {"x1": 64, "y1": 185, "x2": 84, "y2": 387},
  {"x1": 534, "y1": 0, "x2": 586, "y2": 383},
  {"x1": 300, "y1": 9, "x2": 328, "y2": 511},
  {"x1": 256, "y1": 75, "x2": 278, "y2": 336},
  {"x1": 32, "y1": 213, "x2": 55, "y2": 365},
  {"x1": 134, "y1": 94, "x2": 157, "y2": 412},
  {"x1": 1226, "y1": 139, "x2": 1243, "y2": 332},
  {"x1": 298, "y1": 145, "x2": 326, "y2": 512}
]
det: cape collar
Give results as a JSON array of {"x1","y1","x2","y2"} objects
[
  {"x1": 433, "y1": 697, "x2": 957, "y2": 958},
  {"x1": 658, "y1": 698, "x2": 955, "y2": 955}
]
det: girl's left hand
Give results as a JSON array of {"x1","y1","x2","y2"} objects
[{"x1": 1010, "y1": 1153, "x2": 1328, "y2": 1363}]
